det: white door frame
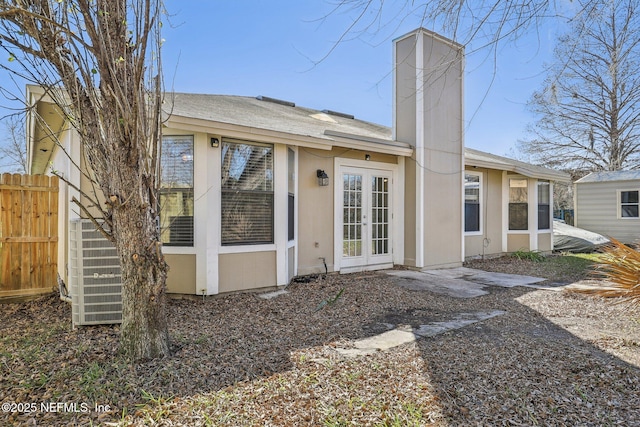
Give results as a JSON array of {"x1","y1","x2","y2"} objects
[{"x1": 333, "y1": 158, "x2": 403, "y2": 273}]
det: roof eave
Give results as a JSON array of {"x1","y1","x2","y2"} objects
[
  {"x1": 465, "y1": 157, "x2": 570, "y2": 182},
  {"x1": 165, "y1": 114, "x2": 413, "y2": 156}
]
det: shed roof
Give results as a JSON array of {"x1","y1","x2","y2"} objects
[{"x1": 575, "y1": 170, "x2": 640, "y2": 184}]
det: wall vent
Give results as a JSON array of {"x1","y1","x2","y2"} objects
[{"x1": 70, "y1": 219, "x2": 122, "y2": 326}]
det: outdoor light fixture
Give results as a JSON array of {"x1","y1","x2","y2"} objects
[
  {"x1": 365, "y1": 154, "x2": 371, "y2": 161},
  {"x1": 316, "y1": 169, "x2": 329, "y2": 186},
  {"x1": 210, "y1": 137, "x2": 220, "y2": 148}
]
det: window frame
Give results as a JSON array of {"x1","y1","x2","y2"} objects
[
  {"x1": 618, "y1": 189, "x2": 640, "y2": 219},
  {"x1": 159, "y1": 135, "x2": 194, "y2": 247},
  {"x1": 220, "y1": 139, "x2": 275, "y2": 246},
  {"x1": 464, "y1": 171, "x2": 482, "y2": 235},
  {"x1": 537, "y1": 181, "x2": 551, "y2": 230},
  {"x1": 508, "y1": 178, "x2": 529, "y2": 231}
]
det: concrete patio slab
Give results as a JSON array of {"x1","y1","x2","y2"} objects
[
  {"x1": 385, "y1": 270, "x2": 489, "y2": 298},
  {"x1": 336, "y1": 310, "x2": 506, "y2": 357},
  {"x1": 413, "y1": 310, "x2": 506, "y2": 338},
  {"x1": 386, "y1": 267, "x2": 547, "y2": 298}
]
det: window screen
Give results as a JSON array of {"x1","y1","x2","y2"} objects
[
  {"x1": 509, "y1": 178, "x2": 528, "y2": 230},
  {"x1": 160, "y1": 135, "x2": 194, "y2": 246},
  {"x1": 538, "y1": 181, "x2": 550, "y2": 229},
  {"x1": 464, "y1": 173, "x2": 480, "y2": 232},
  {"x1": 221, "y1": 140, "x2": 274, "y2": 245},
  {"x1": 621, "y1": 190, "x2": 639, "y2": 218}
]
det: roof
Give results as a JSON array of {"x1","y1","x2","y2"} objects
[
  {"x1": 163, "y1": 93, "x2": 412, "y2": 155},
  {"x1": 575, "y1": 170, "x2": 640, "y2": 184},
  {"x1": 29, "y1": 89, "x2": 569, "y2": 181},
  {"x1": 464, "y1": 147, "x2": 570, "y2": 182},
  {"x1": 164, "y1": 93, "x2": 568, "y2": 181}
]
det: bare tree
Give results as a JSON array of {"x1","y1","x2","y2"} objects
[
  {"x1": 520, "y1": 0, "x2": 640, "y2": 172},
  {"x1": 0, "y1": 1, "x2": 169, "y2": 360},
  {"x1": 0, "y1": 114, "x2": 27, "y2": 173}
]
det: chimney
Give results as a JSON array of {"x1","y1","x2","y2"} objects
[{"x1": 393, "y1": 28, "x2": 465, "y2": 269}]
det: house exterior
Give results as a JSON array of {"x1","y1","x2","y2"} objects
[
  {"x1": 26, "y1": 28, "x2": 569, "y2": 297},
  {"x1": 463, "y1": 149, "x2": 568, "y2": 259},
  {"x1": 574, "y1": 171, "x2": 640, "y2": 244}
]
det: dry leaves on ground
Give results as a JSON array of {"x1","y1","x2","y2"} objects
[{"x1": 1, "y1": 256, "x2": 639, "y2": 426}]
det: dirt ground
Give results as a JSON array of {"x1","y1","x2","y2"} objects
[{"x1": 1, "y1": 254, "x2": 639, "y2": 426}]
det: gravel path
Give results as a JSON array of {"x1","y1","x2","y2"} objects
[{"x1": 1, "y1": 257, "x2": 639, "y2": 426}]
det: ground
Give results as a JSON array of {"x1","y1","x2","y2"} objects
[{"x1": 1, "y1": 253, "x2": 639, "y2": 426}]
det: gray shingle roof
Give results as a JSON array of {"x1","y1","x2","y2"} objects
[
  {"x1": 576, "y1": 170, "x2": 640, "y2": 183},
  {"x1": 465, "y1": 148, "x2": 570, "y2": 181},
  {"x1": 164, "y1": 93, "x2": 394, "y2": 144},
  {"x1": 164, "y1": 93, "x2": 568, "y2": 181}
]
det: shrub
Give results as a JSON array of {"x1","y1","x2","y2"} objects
[{"x1": 578, "y1": 238, "x2": 640, "y2": 306}]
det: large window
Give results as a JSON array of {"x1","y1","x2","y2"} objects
[
  {"x1": 160, "y1": 135, "x2": 194, "y2": 246},
  {"x1": 538, "y1": 181, "x2": 550, "y2": 230},
  {"x1": 620, "y1": 190, "x2": 639, "y2": 218},
  {"x1": 221, "y1": 140, "x2": 274, "y2": 245},
  {"x1": 509, "y1": 178, "x2": 528, "y2": 230},
  {"x1": 464, "y1": 172, "x2": 481, "y2": 233}
]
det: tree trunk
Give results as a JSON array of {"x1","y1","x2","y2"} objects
[{"x1": 110, "y1": 173, "x2": 170, "y2": 360}]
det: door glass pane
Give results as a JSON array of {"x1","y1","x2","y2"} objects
[
  {"x1": 343, "y1": 173, "x2": 362, "y2": 257},
  {"x1": 371, "y1": 176, "x2": 390, "y2": 255}
]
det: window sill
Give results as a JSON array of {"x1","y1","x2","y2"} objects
[{"x1": 219, "y1": 244, "x2": 276, "y2": 254}]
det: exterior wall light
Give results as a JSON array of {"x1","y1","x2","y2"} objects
[
  {"x1": 317, "y1": 169, "x2": 329, "y2": 186},
  {"x1": 210, "y1": 137, "x2": 220, "y2": 148}
]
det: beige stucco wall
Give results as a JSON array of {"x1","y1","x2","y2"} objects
[
  {"x1": 538, "y1": 232, "x2": 552, "y2": 252},
  {"x1": 464, "y1": 168, "x2": 504, "y2": 259},
  {"x1": 422, "y1": 150, "x2": 463, "y2": 268},
  {"x1": 395, "y1": 29, "x2": 464, "y2": 269},
  {"x1": 394, "y1": 36, "x2": 417, "y2": 144},
  {"x1": 297, "y1": 148, "x2": 335, "y2": 275},
  {"x1": 166, "y1": 254, "x2": 196, "y2": 294},
  {"x1": 218, "y1": 251, "x2": 276, "y2": 293},
  {"x1": 403, "y1": 158, "x2": 417, "y2": 266},
  {"x1": 507, "y1": 234, "x2": 530, "y2": 252}
]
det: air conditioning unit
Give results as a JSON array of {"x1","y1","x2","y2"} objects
[{"x1": 70, "y1": 219, "x2": 122, "y2": 326}]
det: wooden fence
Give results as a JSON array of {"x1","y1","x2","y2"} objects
[{"x1": 0, "y1": 174, "x2": 59, "y2": 300}]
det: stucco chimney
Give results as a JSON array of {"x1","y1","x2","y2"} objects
[{"x1": 393, "y1": 28, "x2": 465, "y2": 269}]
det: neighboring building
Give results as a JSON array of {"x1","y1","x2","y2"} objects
[
  {"x1": 26, "y1": 28, "x2": 569, "y2": 297},
  {"x1": 574, "y1": 171, "x2": 640, "y2": 244}
]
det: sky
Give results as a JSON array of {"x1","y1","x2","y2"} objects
[
  {"x1": 0, "y1": 1, "x2": 565, "y2": 168},
  {"x1": 157, "y1": 1, "x2": 560, "y2": 157}
]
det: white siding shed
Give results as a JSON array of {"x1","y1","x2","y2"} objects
[{"x1": 575, "y1": 171, "x2": 640, "y2": 244}]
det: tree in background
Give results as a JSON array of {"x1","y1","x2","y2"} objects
[
  {"x1": 520, "y1": 0, "x2": 640, "y2": 173},
  {"x1": 0, "y1": 114, "x2": 27, "y2": 173},
  {"x1": 0, "y1": 0, "x2": 169, "y2": 360}
]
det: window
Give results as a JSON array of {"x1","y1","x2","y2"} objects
[
  {"x1": 464, "y1": 172, "x2": 481, "y2": 233},
  {"x1": 538, "y1": 181, "x2": 550, "y2": 229},
  {"x1": 221, "y1": 140, "x2": 274, "y2": 245},
  {"x1": 287, "y1": 148, "x2": 295, "y2": 241},
  {"x1": 160, "y1": 135, "x2": 194, "y2": 246},
  {"x1": 509, "y1": 178, "x2": 528, "y2": 230},
  {"x1": 620, "y1": 190, "x2": 639, "y2": 218}
]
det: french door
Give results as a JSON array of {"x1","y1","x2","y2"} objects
[{"x1": 339, "y1": 167, "x2": 393, "y2": 270}]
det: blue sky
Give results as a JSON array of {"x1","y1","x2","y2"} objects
[
  {"x1": 0, "y1": 1, "x2": 563, "y2": 164},
  {"x1": 159, "y1": 1, "x2": 559, "y2": 157}
]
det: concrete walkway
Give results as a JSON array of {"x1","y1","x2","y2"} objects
[
  {"x1": 336, "y1": 267, "x2": 546, "y2": 357},
  {"x1": 386, "y1": 267, "x2": 546, "y2": 298}
]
